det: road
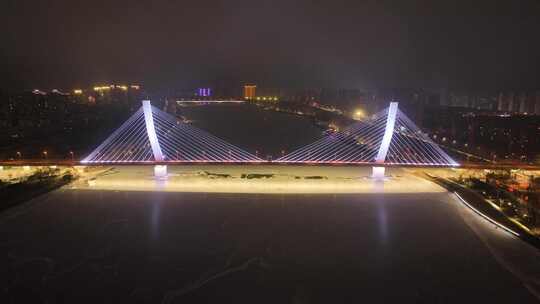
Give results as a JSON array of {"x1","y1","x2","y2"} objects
[{"x1": 1, "y1": 159, "x2": 540, "y2": 171}]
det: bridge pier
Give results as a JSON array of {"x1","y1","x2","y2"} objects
[
  {"x1": 154, "y1": 165, "x2": 167, "y2": 178},
  {"x1": 372, "y1": 166, "x2": 385, "y2": 180}
]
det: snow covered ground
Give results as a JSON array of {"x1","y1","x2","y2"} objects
[{"x1": 70, "y1": 165, "x2": 446, "y2": 194}]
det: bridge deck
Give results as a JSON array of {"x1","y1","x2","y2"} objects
[{"x1": 0, "y1": 160, "x2": 538, "y2": 170}]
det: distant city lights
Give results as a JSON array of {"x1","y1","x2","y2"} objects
[
  {"x1": 32, "y1": 89, "x2": 47, "y2": 95},
  {"x1": 243, "y1": 85, "x2": 256, "y2": 100},
  {"x1": 93, "y1": 84, "x2": 138, "y2": 92},
  {"x1": 197, "y1": 88, "x2": 211, "y2": 97},
  {"x1": 255, "y1": 96, "x2": 278, "y2": 101},
  {"x1": 353, "y1": 109, "x2": 366, "y2": 120},
  {"x1": 51, "y1": 89, "x2": 69, "y2": 95},
  {"x1": 94, "y1": 86, "x2": 111, "y2": 91}
]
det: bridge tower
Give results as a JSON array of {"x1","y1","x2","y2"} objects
[
  {"x1": 142, "y1": 100, "x2": 167, "y2": 177},
  {"x1": 372, "y1": 102, "x2": 399, "y2": 180}
]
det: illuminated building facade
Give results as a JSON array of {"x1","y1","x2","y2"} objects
[{"x1": 244, "y1": 85, "x2": 256, "y2": 100}]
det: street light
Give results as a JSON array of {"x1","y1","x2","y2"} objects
[
  {"x1": 16, "y1": 151, "x2": 21, "y2": 159},
  {"x1": 353, "y1": 109, "x2": 365, "y2": 120},
  {"x1": 43, "y1": 151, "x2": 48, "y2": 159},
  {"x1": 69, "y1": 151, "x2": 74, "y2": 161}
]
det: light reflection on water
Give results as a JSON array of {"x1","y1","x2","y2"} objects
[
  {"x1": 150, "y1": 196, "x2": 162, "y2": 241},
  {"x1": 376, "y1": 199, "x2": 389, "y2": 247}
]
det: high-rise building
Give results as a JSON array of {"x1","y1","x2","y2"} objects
[
  {"x1": 535, "y1": 91, "x2": 540, "y2": 115},
  {"x1": 506, "y1": 92, "x2": 516, "y2": 112},
  {"x1": 244, "y1": 85, "x2": 256, "y2": 100},
  {"x1": 518, "y1": 92, "x2": 527, "y2": 114},
  {"x1": 497, "y1": 92, "x2": 505, "y2": 111}
]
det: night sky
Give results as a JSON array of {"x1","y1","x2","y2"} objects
[{"x1": 1, "y1": 0, "x2": 539, "y2": 90}]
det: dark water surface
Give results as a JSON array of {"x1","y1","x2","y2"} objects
[
  {"x1": 0, "y1": 190, "x2": 536, "y2": 303},
  {"x1": 179, "y1": 104, "x2": 322, "y2": 159}
]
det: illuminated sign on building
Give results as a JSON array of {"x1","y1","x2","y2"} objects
[{"x1": 197, "y1": 88, "x2": 211, "y2": 97}]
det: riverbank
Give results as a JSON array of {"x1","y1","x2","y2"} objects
[
  {"x1": 0, "y1": 167, "x2": 77, "y2": 213},
  {"x1": 426, "y1": 174, "x2": 540, "y2": 249}
]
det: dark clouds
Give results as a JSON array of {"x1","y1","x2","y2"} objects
[{"x1": 1, "y1": 0, "x2": 539, "y2": 90}]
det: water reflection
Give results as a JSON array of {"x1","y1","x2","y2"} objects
[
  {"x1": 150, "y1": 195, "x2": 163, "y2": 241},
  {"x1": 376, "y1": 199, "x2": 389, "y2": 247}
]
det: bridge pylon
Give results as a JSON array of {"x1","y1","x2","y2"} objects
[
  {"x1": 141, "y1": 100, "x2": 168, "y2": 178},
  {"x1": 372, "y1": 102, "x2": 399, "y2": 180}
]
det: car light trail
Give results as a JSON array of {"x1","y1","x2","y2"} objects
[{"x1": 454, "y1": 192, "x2": 519, "y2": 237}]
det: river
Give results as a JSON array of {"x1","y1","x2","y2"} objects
[{"x1": 177, "y1": 103, "x2": 323, "y2": 159}]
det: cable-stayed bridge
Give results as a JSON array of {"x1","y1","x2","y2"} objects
[
  {"x1": 3, "y1": 100, "x2": 467, "y2": 173},
  {"x1": 81, "y1": 101, "x2": 457, "y2": 171},
  {"x1": 275, "y1": 102, "x2": 458, "y2": 167}
]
